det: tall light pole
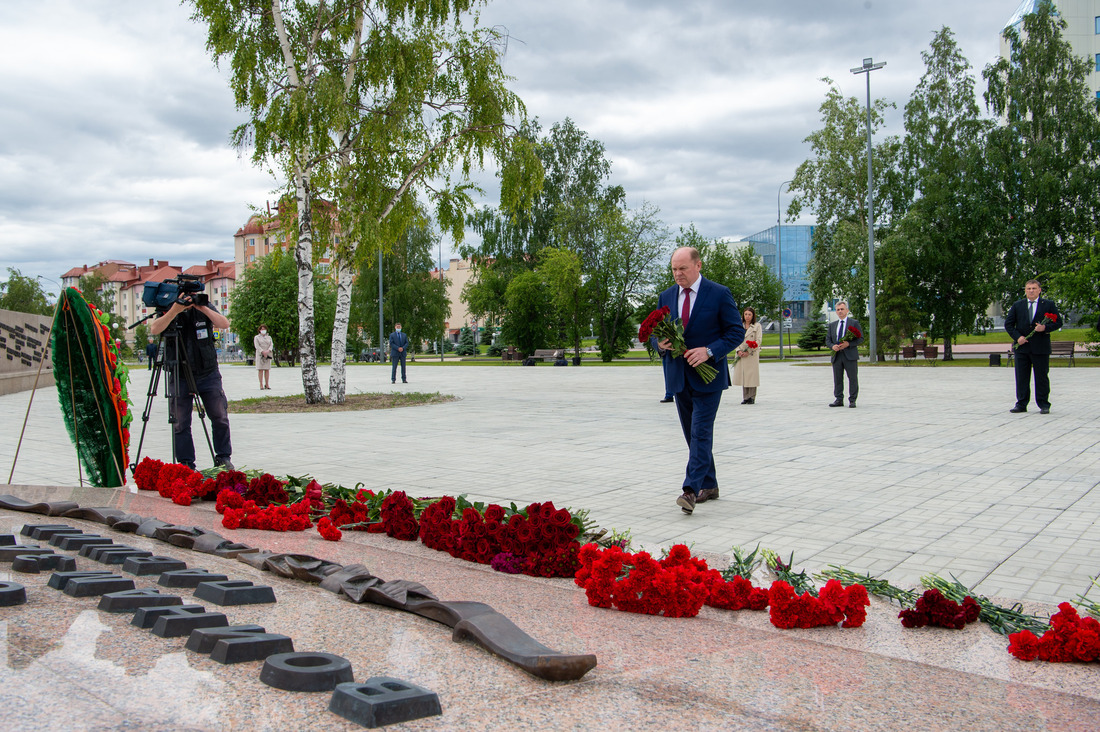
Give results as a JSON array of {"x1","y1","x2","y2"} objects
[
  {"x1": 377, "y1": 248, "x2": 384, "y2": 365},
  {"x1": 777, "y1": 179, "x2": 792, "y2": 360},
  {"x1": 438, "y1": 239, "x2": 444, "y2": 362},
  {"x1": 850, "y1": 56, "x2": 885, "y2": 364}
]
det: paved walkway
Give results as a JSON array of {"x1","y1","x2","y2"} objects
[
  {"x1": 3, "y1": 358, "x2": 1100, "y2": 730},
  {"x1": 3, "y1": 358, "x2": 1098, "y2": 607}
]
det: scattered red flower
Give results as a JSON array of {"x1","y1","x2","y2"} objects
[{"x1": 1008, "y1": 603, "x2": 1100, "y2": 663}]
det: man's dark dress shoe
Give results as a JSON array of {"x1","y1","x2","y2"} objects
[
  {"x1": 676, "y1": 491, "x2": 696, "y2": 514},
  {"x1": 829, "y1": 400, "x2": 843, "y2": 407},
  {"x1": 1040, "y1": 407, "x2": 1050, "y2": 414},
  {"x1": 849, "y1": 403, "x2": 857, "y2": 408},
  {"x1": 661, "y1": 397, "x2": 674, "y2": 403},
  {"x1": 1009, "y1": 406, "x2": 1026, "y2": 413},
  {"x1": 697, "y1": 487, "x2": 719, "y2": 503}
]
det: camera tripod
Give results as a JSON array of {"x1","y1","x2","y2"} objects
[{"x1": 128, "y1": 320, "x2": 216, "y2": 471}]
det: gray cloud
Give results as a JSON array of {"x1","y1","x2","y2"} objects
[{"x1": 0, "y1": 0, "x2": 1019, "y2": 292}]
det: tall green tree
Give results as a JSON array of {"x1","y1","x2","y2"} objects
[
  {"x1": 462, "y1": 118, "x2": 623, "y2": 328},
  {"x1": 0, "y1": 268, "x2": 53, "y2": 315},
  {"x1": 502, "y1": 270, "x2": 551, "y2": 356},
  {"x1": 982, "y1": 0, "x2": 1100, "y2": 300},
  {"x1": 787, "y1": 79, "x2": 904, "y2": 318},
  {"x1": 586, "y1": 202, "x2": 670, "y2": 361},
  {"x1": 874, "y1": 239, "x2": 922, "y2": 360},
  {"x1": 537, "y1": 246, "x2": 585, "y2": 359},
  {"x1": 191, "y1": 0, "x2": 539, "y2": 403},
  {"x1": 229, "y1": 249, "x2": 336, "y2": 362},
  {"x1": 350, "y1": 220, "x2": 449, "y2": 355},
  {"x1": 890, "y1": 27, "x2": 999, "y2": 360}
]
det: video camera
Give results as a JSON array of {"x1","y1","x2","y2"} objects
[{"x1": 142, "y1": 274, "x2": 209, "y2": 311}]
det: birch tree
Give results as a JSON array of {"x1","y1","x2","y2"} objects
[{"x1": 190, "y1": 0, "x2": 539, "y2": 403}]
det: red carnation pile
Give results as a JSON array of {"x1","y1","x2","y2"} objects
[
  {"x1": 768, "y1": 579, "x2": 869, "y2": 629},
  {"x1": 1008, "y1": 603, "x2": 1100, "y2": 663},
  {"x1": 132, "y1": 458, "x2": 206, "y2": 506},
  {"x1": 244, "y1": 473, "x2": 289, "y2": 506},
  {"x1": 327, "y1": 497, "x2": 373, "y2": 530},
  {"x1": 221, "y1": 497, "x2": 312, "y2": 532},
  {"x1": 575, "y1": 544, "x2": 711, "y2": 617},
  {"x1": 418, "y1": 499, "x2": 581, "y2": 577},
  {"x1": 575, "y1": 544, "x2": 771, "y2": 618},
  {"x1": 380, "y1": 491, "x2": 419, "y2": 540},
  {"x1": 899, "y1": 589, "x2": 980, "y2": 630},
  {"x1": 708, "y1": 574, "x2": 770, "y2": 611},
  {"x1": 316, "y1": 517, "x2": 342, "y2": 541}
]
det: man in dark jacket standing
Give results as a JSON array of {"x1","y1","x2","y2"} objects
[
  {"x1": 1005, "y1": 279, "x2": 1061, "y2": 414},
  {"x1": 389, "y1": 322, "x2": 409, "y2": 384}
]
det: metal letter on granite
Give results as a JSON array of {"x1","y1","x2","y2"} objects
[
  {"x1": 329, "y1": 678, "x2": 443, "y2": 728},
  {"x1": 260, "y1": 652, "x2": 353, "y2": 692},
  {"x1": 0, "y1": 581, "x2": 27, "y2": 606},
  {"x1": 185, "y1": 625, "x2": 294, "y2": 664}
]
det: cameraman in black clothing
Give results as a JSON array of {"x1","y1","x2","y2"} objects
[{"x1": 149, "y1": 289, "x2": 234, "y2": 471}]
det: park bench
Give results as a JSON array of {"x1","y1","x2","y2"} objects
[
  {"x1": 1050, "y1": 340, "x2": 1076, "y2": 366},
  {"x1": 900, "y1": 342, "x2": 938, "y2": 365},
  {"x1": 523, "y1": 348, "x2": 566, "y2": 366},
  {"x1": 1004, "y1": 341, "x2": 1074, "y2": 367}
]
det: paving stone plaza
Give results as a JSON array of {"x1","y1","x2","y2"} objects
[{"x1": 2, "y1": 359, "x2": 1098, "y2": 729}]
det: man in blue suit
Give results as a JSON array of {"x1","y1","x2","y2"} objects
[
  {"x1": 655, "y1": 246, "x2": 745, "y2": 515},
  {"x1": 389, "y1": 322, "x2": 409, "y2": 384}
]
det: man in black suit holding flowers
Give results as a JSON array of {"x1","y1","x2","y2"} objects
[
  {"x1": 826, "y1": 300, "x2": 862, "y2": 408},
  {"x1": 1005, "y1": 279, "x2": 1061, "y2": 414}
]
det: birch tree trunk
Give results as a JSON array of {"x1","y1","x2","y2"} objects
[
  {"x1": 328, "y1": 260, "x2": 353, "y2": 403},
  {"x1": 293, "y1": 164, "x2": 324, "y2": 403}
]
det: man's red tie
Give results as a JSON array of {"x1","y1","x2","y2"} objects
[{"x1": 681, "y1": 287, "x2": 692, "y2": 328}]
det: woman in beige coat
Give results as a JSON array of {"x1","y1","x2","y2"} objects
[{"x1": 732, "y1": 307, "x2": 762, "y2": 404}]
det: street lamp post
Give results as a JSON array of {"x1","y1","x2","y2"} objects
[
  {"x1": 438, "y1": 240, "x2": 444, "y2": 362},
  {"x1": 777, "y1": 179, "x2": 792, "y2": 360},
  {"x1": 377, "y1": 248, "x2": 384, "y2": 365},
  {"x1": 850, "y1": 56, "x2": 885, "y2": 364}
]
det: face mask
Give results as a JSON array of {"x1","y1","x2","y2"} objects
[
  {"x1": 260, "y1": 329, "x2": 267, "y2": 335},
  {"x1": 395, "y1": 327, "x2": 401, "y2": 332}
]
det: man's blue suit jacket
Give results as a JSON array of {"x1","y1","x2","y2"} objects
[
  {"x1": 655, "y1": 277, "x2": 745, "y2": 394},
  {"x1": 389, "y1": 330, "x2": 409, "y2": 358}
]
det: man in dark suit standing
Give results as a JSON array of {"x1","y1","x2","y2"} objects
[
  {"x1": 826, "y1": 300, "x2": 863, "y2": 408},
  {"x1": 1005, "y1": 279, "x2": 1061, "y2": 414},
  {"x1": 389, "y1": 322, "x2": 409, "y2": 384},
  {"x1": 655, "y1": 246, "x2": 745, "y2": 515}
]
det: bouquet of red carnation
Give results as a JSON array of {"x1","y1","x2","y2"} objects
[
  {"x1": 745, "y1": 340, "x2": 758, "y2": 349},
  {"x1": 899, "y1": 588, "x2": 980, "y2": 630},
  {"x1": 638, "y1": 306, "x2": 718, "y2": 384},
  {"x1": 1008, "y1": 602, "x2": 1100, "y2": 662},
  {"x1": 841, "y1": 326, "x2": 862, "y2": 344},
  {"x1": 1014, "y1": 312, "x2": 1058, "y2": 350}
]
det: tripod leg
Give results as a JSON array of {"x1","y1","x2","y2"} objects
[
  {"x1": 175, "y1": 345, "x2": 218, "y2": 468},
  {"x1": 129, "y1": 336, "x2": 168, "y2": 470}
]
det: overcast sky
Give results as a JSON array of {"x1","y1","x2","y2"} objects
[{"x1": 0, "y1": 0, "x2": 1021, "y2": 297}]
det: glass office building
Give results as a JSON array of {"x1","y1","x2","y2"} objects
[{"x1": 742, "y1": 224, "x2": 814, "y2": 321}]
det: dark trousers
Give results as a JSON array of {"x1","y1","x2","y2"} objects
[
  {"x1": 391, "y1": 353, "x2": 406, "y2": 381},
  {"x1": 674, "y1": 383, "x2": 722, "y2": 495},
  {"x1": 1014, "y1": 351, "x2": 1051, "y2": 409},
  {"x1": 169, "y1": 369, "x2": 232, "y2": 468},
  {"x1": 832, "y1": 357, "x2": 859, "y2": 403}
]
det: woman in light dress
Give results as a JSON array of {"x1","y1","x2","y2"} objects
[
  {"x1": 732, "y1": 307, "x2": 762, "y2": 404},
  {"x1": 253, "y1": 324, "x2": 274, "y2": 390}
]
